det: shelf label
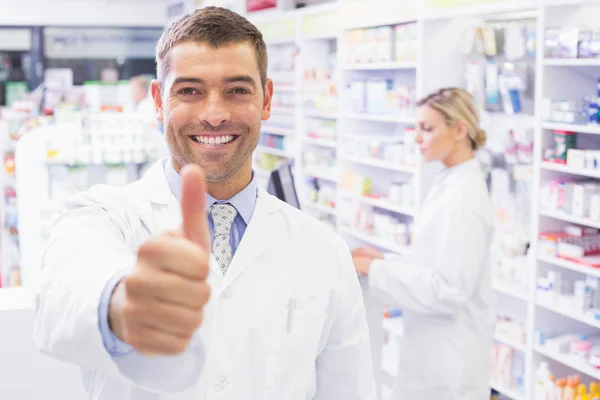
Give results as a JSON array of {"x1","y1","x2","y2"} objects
[
  {"x1": 301, "y1": 10, "x2": 338, "y2": 36},
  {"x1": 255, "y1": 19, "x2": 296, "y2": 41}
]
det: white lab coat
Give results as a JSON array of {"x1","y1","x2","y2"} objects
[
  {"x1": 369, "y1": 158, "x2": 495, "y2": 400},
  {"x1": 34, "y1": 158, "x2": 376, "y2": 400}
]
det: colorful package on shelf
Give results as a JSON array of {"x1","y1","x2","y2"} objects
[
  {"x1": 539, "y1": 227, "x2": 600, "y2": 267},
  {"x1": 550, "y1": 130, "x2": 578, "y2": 164},
  {"x1": 545, "y1": 26, "x2": 600, "y2": 59},
  {"x1": 246, "y1": 0, "x2": 277, "y2": 12}
]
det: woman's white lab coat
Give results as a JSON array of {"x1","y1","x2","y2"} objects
[
  {"x1": 33, "y1": 159, "x2": 376, "y2": 400},
  {"x1": 369, "y1": 158, "x2": 495, "y2": 400}
]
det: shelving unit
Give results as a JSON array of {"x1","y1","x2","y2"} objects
[
  {"x1": 255, "y1": 145, "x2": 295, "y2": 158},
  {"x1": 539, "y1": 210, "x2": 600, "y2": 230},
  {"x1": 340, "y1": 191, "x2": 415, "y2": 216},
  {"x1": 535, "y1": 345, "x2": 600, "y2": 380},
  {"x1": 339, "y1": 113, "x2": 415, "y2": 124},
  {"x1": 339, "y1": 227, "x2": 408, "y2": 255},
  {"x1": 540, "y1": 162, "x2": 600, "y2": 179},
  {"x1": 341, "y1": 62, "x2": 418, "y2": 71},
  {"x1": 494, "y1": 334, "x2": 527, "y2": 353},
  {"x1": 538, "y1": 255, "x2": 600, "y2": 278},
  {"x1": 490, "y1": 382, "x2": 526, "y2": 400},
  {"x1": 537, "y1": 300, "x2": 600, "y2": 330},
  {"x1": 542, "y1": 122, "x2": 600, "y2": 135},
  {"x1": 493, "y1": 284, "x2": 529, "y2": 301},
  {"x1": 339, "y1": 156, "x2": 416, "y2": 173},
  {"x1": 301, "y1": 201, "x2": 338, "y2": 216}
]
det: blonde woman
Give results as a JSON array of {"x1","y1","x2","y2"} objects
[{"x1": 355, "y1": 88, "x2": 495, "y2": 400}]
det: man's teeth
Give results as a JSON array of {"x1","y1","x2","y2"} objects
[{"x1": 192, "y1": 135, "x2": 235, "y2": 145}]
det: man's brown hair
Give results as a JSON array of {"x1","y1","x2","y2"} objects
[{"x1": 155, "y1": 7, "x2": 268, "y2": 90}]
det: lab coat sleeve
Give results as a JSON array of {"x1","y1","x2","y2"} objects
[
  {"x1": 314, "y1": 236, "x2": 377, "y2": 400},
  {"x1": 33, "y1": 188, "x2": 205, "y2": 393},
  {"x1": 368, "y1": 204, "x2": 489, "y2": 316}
]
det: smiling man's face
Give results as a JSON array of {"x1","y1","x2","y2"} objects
[{"x1": 153, "y1": 41, "x2": 273, "y2": 184}]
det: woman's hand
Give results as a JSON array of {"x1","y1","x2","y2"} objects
[{"x1": 351, "y1": 247, "x2": 384, "y2": 275}]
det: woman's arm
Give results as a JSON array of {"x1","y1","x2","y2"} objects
[{"x1": 368, "y1": 204, "x2": 490, "y2": 315}]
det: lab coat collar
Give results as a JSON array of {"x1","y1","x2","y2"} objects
[
  {"x1": 137, "y1": 158, "x2": 282, "y2": 285},
  {"x1": 434, "y1": 158, "x2": 482, "y2": 187}
]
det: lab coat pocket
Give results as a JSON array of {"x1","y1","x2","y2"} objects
[{"x1": 265, "y1": 308, "x2": 326, "y2": 399}]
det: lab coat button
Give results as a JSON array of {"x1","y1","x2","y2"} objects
[
  {"x1": 221, "y1": 289, "x2": 233, "y2": 299},
  {"x1": 213, "y1": 376, "x2": 230, "y2": 392}
]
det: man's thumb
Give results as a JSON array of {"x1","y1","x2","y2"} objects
[{"x1": 180, "y1": 164, "x2": 210, "y2": 249}]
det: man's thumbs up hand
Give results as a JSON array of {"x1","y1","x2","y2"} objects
[
  {"x1": 108, "y1": 163, "x2": 211, "y2": 355},
  {"x1": 181, "y1": 164, "x2": 211, "y2": 251}
]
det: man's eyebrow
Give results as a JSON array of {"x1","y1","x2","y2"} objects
[
  {"x1": 223, "y1": 75, "x2": 257, "y2": 88},
  {"x1": 172, "y1": 77, "x2": 204, "y2": 86}
]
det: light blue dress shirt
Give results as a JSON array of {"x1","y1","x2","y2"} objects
[{"x1": 98, "y1": 159, "x2": 258, "y2": 356}]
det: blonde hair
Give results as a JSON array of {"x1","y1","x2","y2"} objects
[{"x1": 417, "y1": 87, "x2": 486, "y2": 151}]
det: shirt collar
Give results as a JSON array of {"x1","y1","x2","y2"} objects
[
  {"x1": 435, "y1": 158, "x2": 481, "y2": 186},
  {"x1": 164, "y1": 158, "x2": 258, "y2": 224}
]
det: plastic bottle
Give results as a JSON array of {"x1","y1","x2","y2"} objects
[
  {"x1": 591, "y1": 382, "x2": 600, "y2": 400},
  {"x1": 565, "y1": 377, "x2": 580, "y2": 400},
  {"x1": 557, "y1": 378, "x2": 568, "y2": 400},
  {"x1": 564, "y1": 377, "x2": 574, "y2": 400},
  {"x1": 579, "y1": 384, "x2": 589, "y2": 400},
  {"x1": 548, "y1": 376, "x2": 556, "y2": 400},
  {"x1": 535, "y1": 362, "x2": 551, "y2": 400}
]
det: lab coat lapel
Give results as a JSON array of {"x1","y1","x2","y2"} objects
[
  {"x1": 221, "y1": 188, "x2": 280, "y2": 287},
  {"x1": 137, "y1": 159, "x2": 223, "y2": 282}
]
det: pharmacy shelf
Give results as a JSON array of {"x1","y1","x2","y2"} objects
[
  {"x1": 340, "y1": 155, "x2": 416, "y2": 173},
  {"x1": 340, "y1": 113, "x2": 415, "y2": 124},
  {"x1": 303, "y1": 109, "x2": 337, "y2": 119},
  {"x1": 494, "y1": 334, "x2": 526, "y2": 353},
  {"x1": 339, "y1": 227, "x2": 408, "y2": 255},
  {"x1": 536, "y1": 299, "x2": 600, "y2": 329},
  {"x1": 493, "y1": 283, "x2": 529, "y2": 301},
  {"x1": 541, "y1": 162, "x2": 600, "y2": 179},
  {"x1": 535, "y1": 345, "x2": 600, "y2": 380},
  {"x1": 541, "y1": 122, "x2": 600, "y2": 135},
  {"x1": 0, "y1": 286, "x2": 32, "y2": 311},
  {"x1": 271, "y1": 106, "x2": 295, "y2": 114},
  {"x1": 343, "y1": 15, "x2": 418, "y2": 31},
  {"x1": 340, "y1": 191, "x2": 415, "y2": 216},
  {"x1": 255, "y1": 146, "x2": 294, "y2": 158},
  {"x1": 274, "y1": 86, "x2": 296, "y2": 93},
  {"x1": 490, "y1": 382, "x2": 525, "y2": 400},
  {"x1": 303, "y1": 169, "x2": 338, "y2": 183},
  {"x1": 302, "y1": 201, "x2": 337, "y2": 216},
  {"x1": 544, "y1": 58, "x2": 600, "y2": 67},
  {"x1": 261, "y1": 126, "x2": 295, "y2": 136},
  {"x1": 342, "y1": 62, "x2": 418, "y2": 71},
  {"x1": 302, "y1": 32, "x2": 338, "y2": 41},
  {"x1": 303, "y1": 137, "x2": 337, "y2": 149},
  {"x1": 544, "y1": 0, "x2": 600, "y2": 6},
  {"x1": 382, "y1": 317, "x2": 404, "y2": 337},
  {"x1": 538, "y1": 255, "x2": 600, "y2": 278},
  {"x1": 539, "y1": 210, "x2": 600, "y2": 230}
]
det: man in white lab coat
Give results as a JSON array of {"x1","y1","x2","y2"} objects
[{"x1": 33, "y1": 7, "x2": 376, "y2": 400}]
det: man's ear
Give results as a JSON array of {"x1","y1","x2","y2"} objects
[
  {"x1": 151, "y1": 80, "x2": 164, "y2": 122},
  {"x1": 261, "y1": 79, "x2": 273, "y2": 121}
]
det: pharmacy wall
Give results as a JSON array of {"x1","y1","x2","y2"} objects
[{"x1": 243, "y1": 1, "x2": 600, "y2": 399}]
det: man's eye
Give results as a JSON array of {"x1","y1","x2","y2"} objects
[
  {"x1": 232, "y1": 88, "x2": 251, "y2": 95},
  {"x1": 180, "y1": 88, "x2": 198, "y2": 96}
]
